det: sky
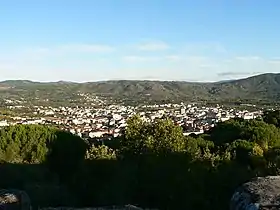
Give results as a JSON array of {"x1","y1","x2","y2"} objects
[{"x1": 1, "y1": 0, "x2": 280, "y2": 82}]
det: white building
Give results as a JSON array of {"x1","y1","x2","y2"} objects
[{"x1": 0, "y1": 120, "x2": 8, "y2": 127}]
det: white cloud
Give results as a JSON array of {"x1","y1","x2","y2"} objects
[
  {"x1": 199, "y1": 64, "x2": 218, "y2": 68},
  {"x1": 57, "y1": 44, "x2": 115, "y2": 53},
  {"x1": 0, "y1": 63, "x2": 15, "y2": 70},
  {"x1": 184, "y1": 56, "x2": 210, "y2": 65},
  {"x1": 185, "y1": 56, "x2": 208, "y2": 61},
  {"x1": 122, "y1": 55, "x2": 214, "y2": 69},
  {"x1": 235, "y1": 56, "x2": 261, "y2": 61},
  {"x1": 269, "y1": 61, "x2": 280, "y2": 64},
  {"x1": 137, "y1": 41, "x2": 169, "y2": 51},
  {"x1": 165, "y1": 55, "x2": 182, "y2": 61},
  {"x1": 215, "y1": 44, "x2": 227, "y2": 53},
  {"x1": 268, "y1": 58, "x2": 280, "y2": 64},
  {"x1": 223, "y1": 59, "x2": 232, "y2": 63},
  {"x1": 24, "y1": 47, "x2": 50, "y2": 54},
  {"x1": 122, "y1": 55, "x2": 160, "y2": 62},
  {"x1": 19, "y1": 44, "x2": 115, "y2": 57},
  {"x1": 217, "y1": 71, "x2": 262, "y2": 77},
  {"x1": 3, "y1": 42, "x2": 280, "y2": 82},
  {"x1": 184, "y1": 42, "x2": 227, "y2": 54}
]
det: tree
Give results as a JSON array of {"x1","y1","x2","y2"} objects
[
  {"x1": 209, "y1": 118, "x2": 280, "y2": 149},
  {"x1": 121, "y1": 115, "x2": 186, "y2": 157},
  {"x1": 208, "y1": 118, "x2": 245, "y2": 145},
  {"x1": 241, "y1": 120, "x2": 280, "y2": 149},
  {"x1": 264, "y1": 147, "x2": 280, "y2": 175},
  {"x1": 86, "y1": 145, "x2": 116, "y2": 160},
  {"x1": 0, "y1": 124, "x2": 87, "y2": 181},
  {"x1": 0, "y1": 125, "x2": 56, "y2": 163},
  {"x1": 263, "y1": 110, "x2": 280, "y2": 127},
  {"x1": 46, "y1": 130, "x2": 87, "y2": 181}
]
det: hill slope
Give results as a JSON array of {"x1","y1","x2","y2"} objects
[{"x1": 0, "y1": 73, "x2": 280, "y2": 105}]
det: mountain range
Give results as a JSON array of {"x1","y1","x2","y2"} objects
[{"x1": 1, "y1": 73, "x2": 280, "y2": 104}]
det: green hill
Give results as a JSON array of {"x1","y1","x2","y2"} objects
[{"x1": 1, "y1": 73, "x2": 280, "y2": 105}]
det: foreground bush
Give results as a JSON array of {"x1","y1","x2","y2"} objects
[
  {"x1": 0, "y1": 124, "x2": 87, "y2": 178},
  {"x1": 2, "y1": 112, "x2": 280, "y2": 209}
]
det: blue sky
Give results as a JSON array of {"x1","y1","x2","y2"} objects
[{"x1": 1, "y1": 0, "x2": 280, "y2": 82}]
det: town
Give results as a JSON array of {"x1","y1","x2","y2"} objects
[{"x1": 0, "y1": 92, "x2": 263, "y2": 141}]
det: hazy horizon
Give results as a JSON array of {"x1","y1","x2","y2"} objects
[
  {"x1": 1, "y1": 1, "x2": 280, "y2": 82},
  {"x1": 0, "y1": 72, "x2": 275, "y2": 84}
]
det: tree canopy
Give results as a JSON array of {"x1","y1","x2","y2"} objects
[{"x1": 1, "y1": 111, "x2": 280, "y2": 209}]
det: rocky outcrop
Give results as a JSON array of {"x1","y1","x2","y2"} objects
[
  {"x1": 230, "y1": 176, "x2": 280, "y2": 210},
  {"x1": 0, "y1": 189, "x2": 153, "y2": 210},
  {"x1": 0, "y1": 189, "x2": 31, "y2": 210},
  {"x1": 39, "y1": 205, "x2": 149, "y2": 210},
  {"x1": 0, "y1": 189, "x2": 155, "y2": 210}
]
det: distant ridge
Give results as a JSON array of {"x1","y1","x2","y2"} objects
[
  {"x1": 0, "y1": 73, "x2": 278, "y2": 84},
  {"x1": 53, "y1": 80, "x2": 76, "y2": 84},
  {"x1": 1, "y1": 73, "x2": 280, "y2": 103},
  {"x1": 214, "y1": 79, "x2": 237, "y2": 83}
]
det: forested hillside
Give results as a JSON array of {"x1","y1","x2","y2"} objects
[
  {"x1": 2, "y1": 111, "x2": 280, "y2": 209},
  {"x1": 1, "y1": 73, "x2": 280, "y2": 105}
]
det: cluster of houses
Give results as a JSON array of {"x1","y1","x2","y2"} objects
[{"x1": 0, "y1": 100, "x2": 263, "y2": 139}]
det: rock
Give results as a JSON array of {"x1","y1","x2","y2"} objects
[
  {"x1": 39, "y1": 205, "x2": 156, "y2": 210},
  {"x1": 0, "y1": 189, "x2": 31, "y2": 210},
  {"x1": 0, "y1": 189, "x2": 152, "y2": 210},
  {"x1": 230, "y1": 176, "x2": 280, "y2": 210}
]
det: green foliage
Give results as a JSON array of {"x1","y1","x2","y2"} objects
[
  {"x1": 3, "y1": 73, "x2": 280, "y2": 105},
  {"x1": 0, "y1": 125, "x2": 56, "y2": 163},
  {"x1": 208, "y1": 118, "x2": 245, "y2": 145},
  {"x1": 184, "y1": 136, "x2": 215, "y2": 159},
  {"x1": 0, "y1": 124, "x2": 87, "y2": 180},
  {"x1": 263, "y1": 110, "x2": 280, "y2": 127},
  {"x1": 121, "y1": 115, "x2": 185, "y2": 156},
  {"x1": 263, "y1": 147, "x2": 280, "y2": 175},
  {"x1": 45, "y1": 130, "x2": 87, "y2": 183},
  {"x1": 4, "y1": 113, "x2": 280, "y2": 209},
  {"x1": 209, "y1": 118, "x2": 280, "y2": 148},
  {"x1": 86, "y1": 144, "x2": 116, "y2": 160}
]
